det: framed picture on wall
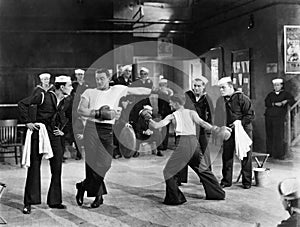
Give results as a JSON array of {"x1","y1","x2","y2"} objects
[
  {"x1": 231, "y1": 49, "x2": 251, "y2": 97},
  {"x1": 284, "y1": 25, "x2": 300, "y2": 74}
]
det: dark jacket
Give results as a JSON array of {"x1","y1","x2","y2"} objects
[
  {"x1": 265, "y1": 90, "x2": 295, "y2": 117},
  {"x1": 215, "y1": 91, "x2": 255, "y2": 131},
  {"x1": 135, "y1": 116, "x2": 151, "y2": 140},
  {"x1": 114, "y1": 76, "x2": 132, "y2": 86},
  {"x1": 18, "y1": 91, "x2": 70, "y2": 132}
]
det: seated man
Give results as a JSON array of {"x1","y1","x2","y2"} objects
[
  {"x1": 277, "y1": 178, "x2": 300, "y2": 227},
  {"x1": 135, "y1": 105, "x2": 163, "y2": 156}
]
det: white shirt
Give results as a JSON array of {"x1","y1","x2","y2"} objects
[
  {"x1": 81, "y1": 85, "x2": 128, "y2": 124},
  {"x1": 173, "y1": 109, "x2": 196, "y2": 136}
]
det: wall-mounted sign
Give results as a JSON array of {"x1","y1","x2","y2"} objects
[
  {"x1": 284, "y1": 25, "x2": 300, "y2": 74},
  {"x1": 231, "y1": 49, "x2": 251, "y2": 97}
]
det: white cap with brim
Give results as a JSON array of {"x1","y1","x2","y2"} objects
[
  {"x1": 39, "y1": 73, "x2": 51, "y2": 80},
  {"x1": 218, "y1": 77, "x2": 232, "y2": 86},
  {"x1": 272, "y1": 78, "x2": 283, "y2": 84},
  {"x1": 75, "y1": 69, "x2": 85, "y2": 74},
  {"x1": 122, "y1": 65, "x2": 132, "y2": 71},
  {"x1": 194, "y1": 75, "x2": 208, "y2": 85},
  {"x1": 278, "y1": 178, "x2": 300, "y2": 200},
  {"x1": 159, "y1": 79, "x2": 168, "y2": 84},
  {"x1": 55, "y1": 75, "x2": 72, "y2": 83},
  {"x1": 139, "y1": 105, "x2": 153, "y2": 115},
  {"x1": 140, "y1": 67, "x2": 149, "y2": 74}
]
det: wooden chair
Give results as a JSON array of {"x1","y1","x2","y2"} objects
[{"x1": 0, "y1": 119, "x2": 23, "y2": 165}]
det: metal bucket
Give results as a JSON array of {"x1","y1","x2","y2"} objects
[{"x1": 254, "y1": 167, "x2": 270, "y2": 187}]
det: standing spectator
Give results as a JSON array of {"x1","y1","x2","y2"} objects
[
  {"x1": 30, "y1": 73, "x2": 54, "y2": 121},
  {"x1": 264, "y1": 78, "x2": 295, "y2": 160},
  {"x1": 133, "y1": 67, "x2": 153, "y2": 89},
  {"x1": 114, "y1": 65, "x2": 132, "y2": 86},
  {"x1": 18, "y1": 75, "x2": 73, "y2": 214},
  {"x1": 75, "y1": 68, "x2": 152, "y2": 208},
  {"x1": 65, "y1": 69, "x2": 89, "y2": 160},
  {"x1": 32, "y1": 73, "x2": 54, "y2": 96},
  {"x1": 215, "y1": 77, "x2": 255, "y2": 189}
]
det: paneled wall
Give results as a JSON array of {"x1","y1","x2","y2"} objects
[{"x1": 189, "y1": 1, "x2": 300, "y2": 153}]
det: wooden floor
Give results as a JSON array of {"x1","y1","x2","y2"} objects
[{"x1": 0, "y1": 145, "x2": 300, "y2": 227}]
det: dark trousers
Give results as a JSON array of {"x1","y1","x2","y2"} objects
[
  {"x1": 221, "y1": 130, "x2": 252, "y2": 187},
  {"x1": 83, "y1": 122, "x2": 113, "y2": 197},
  {"x1": 265, "y1": 116, "x2": 285, "y2": 159},
  {"x1": 163, "y1": 135, "x2": 225, "y2": 205},
  {"x1": 176, "y1": 132, "x2": 211, "y2": 184},
  {"x1": 24, "y1": 130, "x2": 64, "y2": 206}
]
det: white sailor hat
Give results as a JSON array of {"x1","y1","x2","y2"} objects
[
  {"x1": 55, "y1": 75, "x2": 72, "y2": 83},
  {"x1": 139, "y1": 105, "x2": 153, "y2": 115},
  {"x1": 194, "y1": 75, "x2": 209, "y2": 85},
  {"x1": 278, "y1": 178, "x2": 300, "y2": 200},
  {"x1": 159, "y1": 75, "x2": 164, "y2": 80},
  {"x1": 217, "y1": 77, "x2": 232, "y2": 86},
  {"x1": 159, "y1": 79, "x2": 168, "y2": 84},
  {"x1": 122, "y1": 65, "x2": 132, "y2": 71},
  {"x1": 75, "y1": 69, "x2": 85, "y2": 74},
  {"x1": 39, "y1": 73, "x2": 51, "y2": 80},
  {"x1": 272, "y1": 78, "x2": 283, "y2": 84},
  {"x1": 140, "y1": 67, "x2": 149, "y2": 74}
]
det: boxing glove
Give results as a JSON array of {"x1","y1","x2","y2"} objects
[
  {"x1": 95, "y1": 105, "x2": 116, "y2": 120},
  {"x1": 212, "y1": 125, "x2": 232, "y2": 141}
]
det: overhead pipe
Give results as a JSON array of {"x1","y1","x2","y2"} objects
[
  {"x1": 0, "y1": 29, "x2": 193, "y2": 34},
  {"x1": 96, "y1": 18, "x2": 191, "y2": 24}
]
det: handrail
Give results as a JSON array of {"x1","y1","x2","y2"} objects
[
  {"x1": 290, "y1": 97, "x2": 300, "y2": 110},
  {"x1": 287, "y1": 97, "x2": 300, "y2": 147}
]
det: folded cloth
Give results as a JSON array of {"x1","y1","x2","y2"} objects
[
  {"x1": 233, "y1": 120, "x2": 252, "y2": 160},
  {"x1": 22, "y1": 123, "x2": 53, "y2": 168}
]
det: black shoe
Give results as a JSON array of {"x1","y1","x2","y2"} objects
[
  {"x1": 220, "y1": 183, "x2": 230, "y2": 188},
  {"x1": 49, "y1": 204, "x2": 67, "y2": 209},
  {"x1": 133, "y1": 152, "x2": 140, "y2": 158},
  {"x1": 156, "y1": 150, "x2": 164, "y2": 156},
  {"x1": 75, "y1": 156, "x2": 82, "y2": 160},
  {"x1": 91, "y1": 196, "x2": 103, "y2": 208},
  {"x1": 243, "y1": 185, "x2": 251, "y2": 189},
  {"x1": 163, "y1": 199, "x2": 186, "y2": 205},
  {"x1": 23, "y1": 205, "x2": 31, "y2": 214},
  {"x1": 76, "y1": 182, "x2": 85, "y2": 206}
]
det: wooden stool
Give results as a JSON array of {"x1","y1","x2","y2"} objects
[{"x1": 236, "y1": 152, "x2": 270, "y2": 183}]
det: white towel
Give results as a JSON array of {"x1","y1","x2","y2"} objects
[
  {"x1": 22, "y1": 123, "x2": 53, "y2": 168},
  {"x1": 233, "y1": 120, "x2": 252, "y2": 160}
]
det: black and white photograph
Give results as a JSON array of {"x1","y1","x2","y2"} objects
[{"x1": 0, "y1": 0, "x2": 300, "y2": 226}]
